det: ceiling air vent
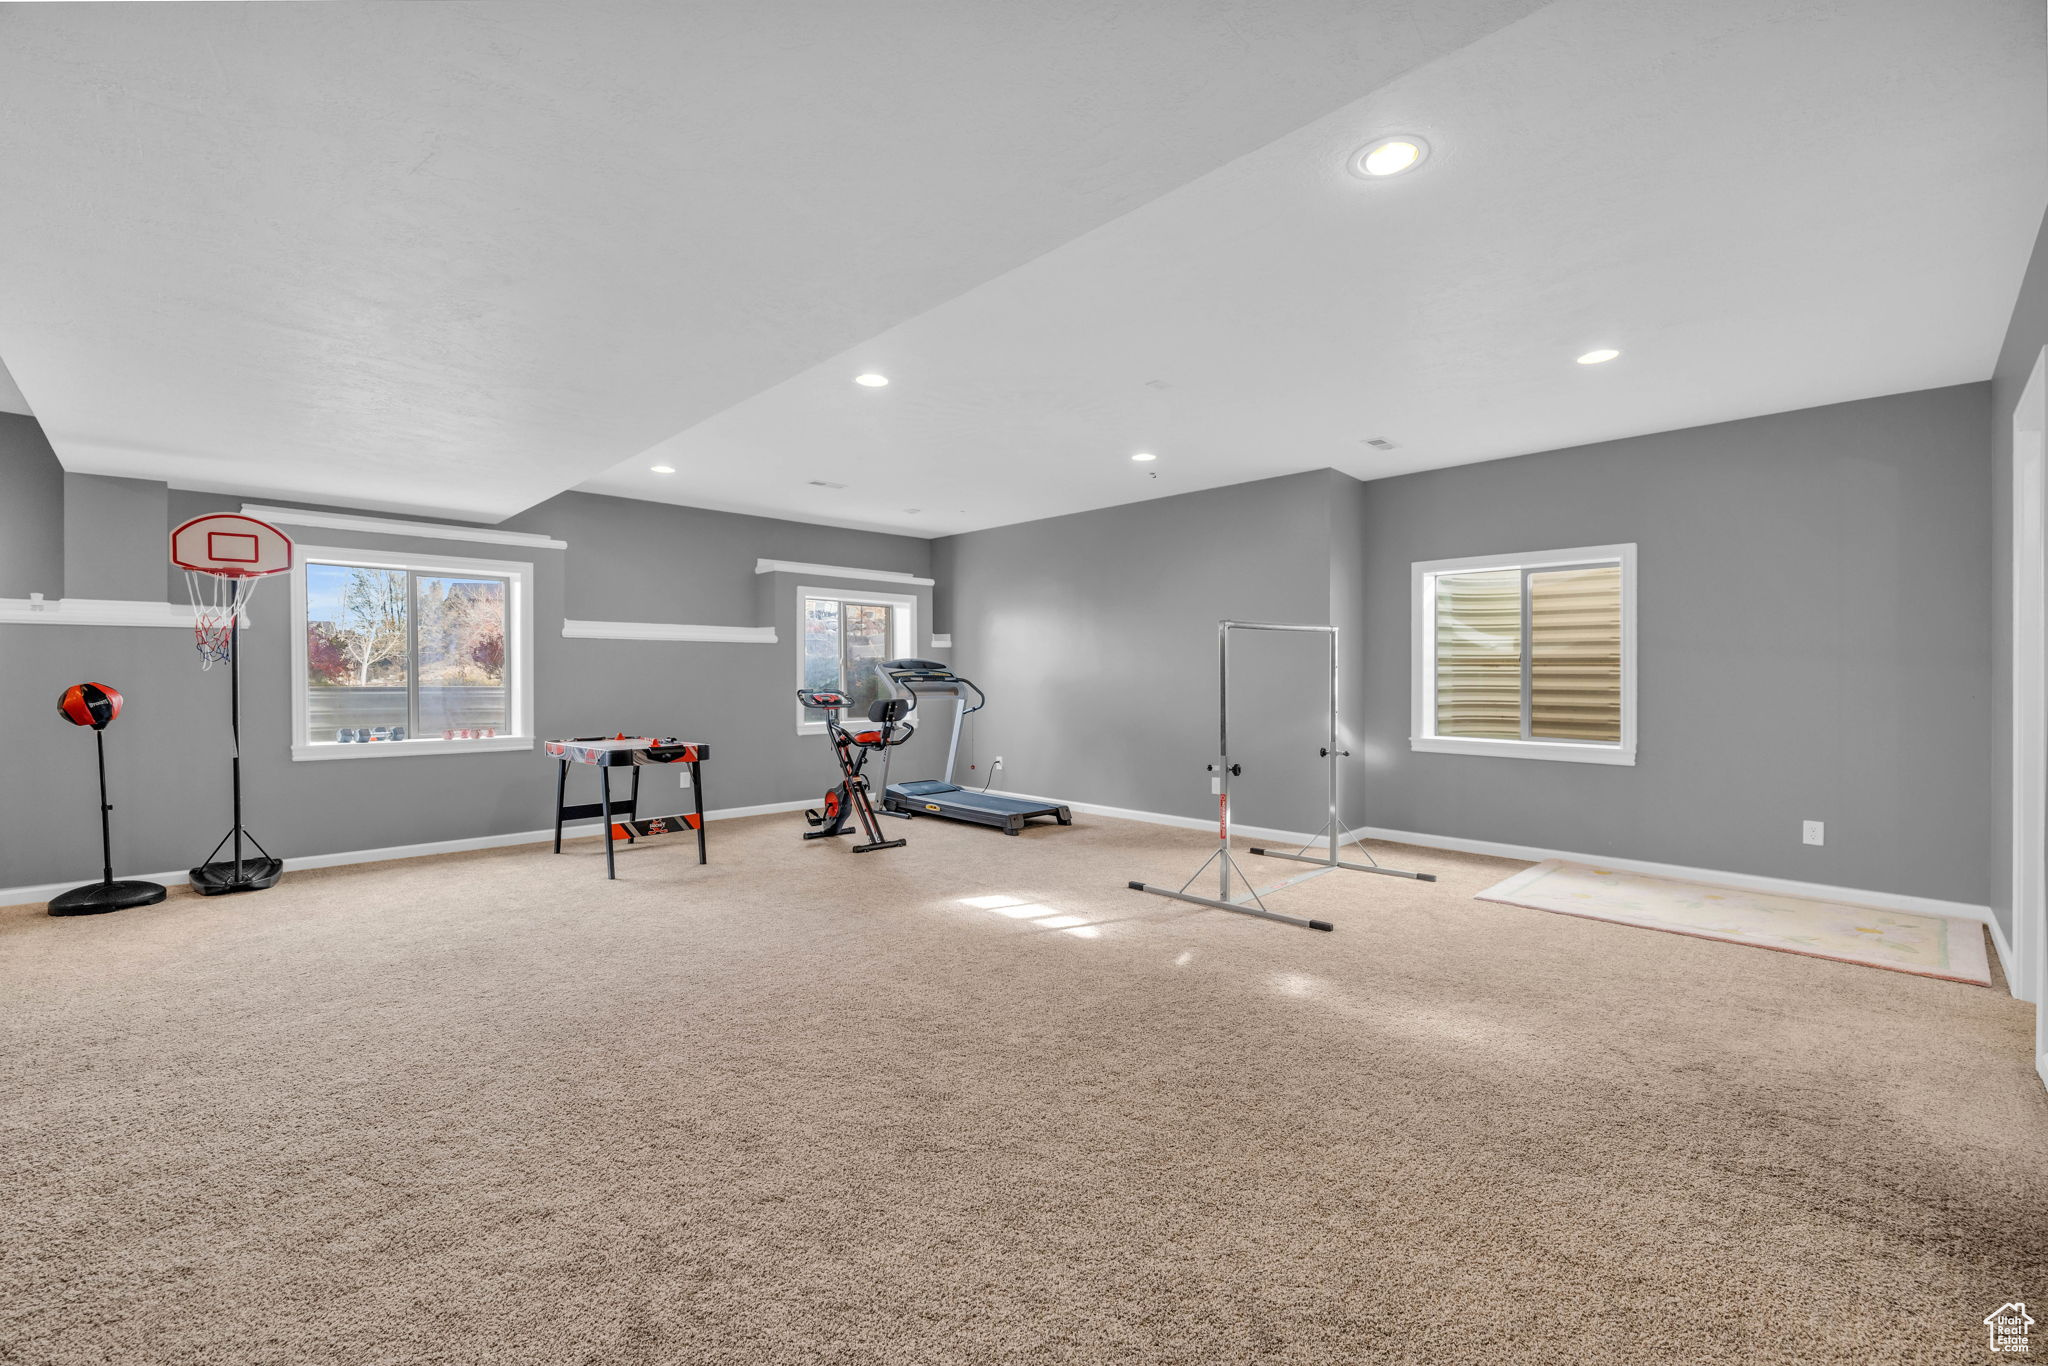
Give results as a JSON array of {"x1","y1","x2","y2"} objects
[
  {"x1": 808, "y1": 479, "x2": 848, "y2": 489},
  {"x1": 1362, "y1": 437, "x2": 1398, "y2": 451}
]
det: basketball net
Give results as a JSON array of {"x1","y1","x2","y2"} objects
[{"x1": 183, "y1": 569, "x2": 261, "y2": 670}]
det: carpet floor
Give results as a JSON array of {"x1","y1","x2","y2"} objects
[{"x1": 4, "y1": 813, "x2": 2044, "y2": 1365}]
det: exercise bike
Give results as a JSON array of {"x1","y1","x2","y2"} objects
[{"x1": 797, "y1": 689, "x2": 914, "y2": 852}]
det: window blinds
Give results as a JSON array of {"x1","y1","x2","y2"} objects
[
  {"x1": 1434, "y1": 569, "x2": 1522, "y2": 738},
  {"x1": 1529, "y1": 565, "x2": 1622, "y2": 742},
  {"x1": 1433, "y1": 561, "x2": 1623, "y2": 744}
]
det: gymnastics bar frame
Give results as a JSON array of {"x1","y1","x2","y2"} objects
[{"x1": 1128, "y1": 620, "x2": 1434, "y2": 931}]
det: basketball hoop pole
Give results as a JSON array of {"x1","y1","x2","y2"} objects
[
  {"x1": 188, "y1": 572, "x2": 281, "y2": 894},
  {"x1": 229, "y1": 578, "x2": 244, "y2": 880}
]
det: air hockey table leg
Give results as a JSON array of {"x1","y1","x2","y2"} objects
[
  {"x1": 600, "y1": 769, "x2": 617, "y2": 880},
  {"x1": 692, "y1": 760, "x2": 707, "y2": 865},
  {"x1": 553, "y1": 759, "x2": 569, "y2": 854}
]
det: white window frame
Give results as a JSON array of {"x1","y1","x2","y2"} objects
[
  {"x1": 1410, "y1": 543, "x2": 1636, "y2": 766},
  {"x1": 290, "y1": 544, "x2": 535, "y2": 761},
  {"x1": 795, "y1": 584, "x2": 918, "y2": 736}
]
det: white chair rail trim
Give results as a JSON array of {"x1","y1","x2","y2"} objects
[{"x1": 561, "y1": 620, "x2": 778, "y2": 643}]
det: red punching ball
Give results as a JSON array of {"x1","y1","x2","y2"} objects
[
  {"x1": 48, "y1": 680, "x2": 164, "y2": 916},
  {"x1": 57, "y1": 682, "x2": 124, "y2": 730}
]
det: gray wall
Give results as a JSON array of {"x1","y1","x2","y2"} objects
[
  {"x1": 0, "y1": 463, "x2": 935, "y2": 889},
  {"x1": 2, "y1": 375, "x2": 2006, "y2": 907},
  {"x1": 933, "y1": 469, "x2": 1364, "y2": 837},
  {"x1": 502, "y1": 491, "x2": 948, "y2": 798},
  {"x1": 1991, "y1": 204, "x2": 2048, "y2": 940},
  {"x1": 938, "y1": 388, "x2": 1994, "y2": 906},
  {"x1": 1360, "y1": 384, "x2": 1994, "y2": 906},
  {"x1": 67, "y1": 474, "x2": 167, "y2": 600},
  {"x1": 0, "y1": 413, "x2": 63, "y2": 600},
  {"x1": 508, "y1": 491, "x2": 929, "y2": 623}
]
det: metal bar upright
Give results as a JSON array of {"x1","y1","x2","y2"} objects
[
  {"x1": 1130, "y1": 619, "x2": 1437, "y2": 931},
  {"x1": 1327, "y1": 625, "x2": 1340, "y2": 865},
  {"x1": 1216, "y1": 618, "x2": 1231, "y2": 903}
]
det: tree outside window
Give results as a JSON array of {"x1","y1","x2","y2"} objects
[{"x1": 305, "y1": 563, "x2": 507, "y2": 739}]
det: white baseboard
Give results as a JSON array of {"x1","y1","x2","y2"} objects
[
  {"x1": 1006, "y1": 791, "x2": 1346, "y2": 849},
  {"x1": 1990, "y1": 919, "x2": 2018, "y2": 991},
  {"x1": 10, "y1": 787, "x2": 2022, "y2": 995},
  {"x1": 1352, "y1": 824, "x2": 2015, "y2": 987},
  {"x1": 1010, "y1": 793, "x2": 2019, "y2": 985},
  {"x1": 1351, "y1": 824, "x2": 1996, "y2": 922},
  {"x1": 0, "y1": 799, "x2": 813, "y2": 909}
]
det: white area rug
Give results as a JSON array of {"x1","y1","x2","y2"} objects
[{"x1": 1474, "y1": 860, "x2": 1991, "y2": 986}]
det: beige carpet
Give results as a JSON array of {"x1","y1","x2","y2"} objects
[{"x1": 4, "y1": 814, "x2": 2044, "y2": 1365}]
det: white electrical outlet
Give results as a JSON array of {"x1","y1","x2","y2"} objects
[
  {"x1": 679, "y1": 770, "x2": 692, "y2": 788},
  {"x1": 1802, "y1": 820, "x2": 1824, "y2": 846},
  {"x1": 992, "y1": 756, "x2": 1004, "y2": 768}
]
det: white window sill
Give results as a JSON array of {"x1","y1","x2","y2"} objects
[
  {"x1": 797, "y1": 720, "x2": 827, "y2": 737},
  {"x1": 292, "y1": 735, "x2": 535, "y2": 762},
  {"x1": 1409, "y1": 736, "x2": 1635, "y2": 766}
]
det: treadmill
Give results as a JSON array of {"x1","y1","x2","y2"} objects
[{"x1": 876, "y1": 659, "x2": 1072, "y2": 836}]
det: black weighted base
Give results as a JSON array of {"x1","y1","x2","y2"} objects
[
  {"x1": 48, "y1": 879, "x2": 168, "y2": 917},
  {"x1": 189, "y1": 857, "x2": 284, "y2": 896}
]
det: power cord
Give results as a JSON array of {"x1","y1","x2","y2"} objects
[{"x1": 970, "y1": 713, "x2": 996, "y2": 792}]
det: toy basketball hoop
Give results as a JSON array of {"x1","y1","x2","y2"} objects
[
  {"x1": 169, "y1": 514, "x2": 292, "y2": 897},
  {"x1": 170, "y1": 514, "x2": 292, "y2": 668}
]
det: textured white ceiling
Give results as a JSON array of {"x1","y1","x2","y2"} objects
[
  {"x1": 587, "y1": 0, "x2": 2048, "y2": 536},
  {"x1": 0, "y1": 0, "x2": 1546, "y2": 519}
]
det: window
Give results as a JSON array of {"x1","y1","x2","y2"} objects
[
  {"x1": 1411, "y1": 544, "x2": 1635, "y2": 765},
  {"x1": 290, "y1": 547, "x2": 534, "y2": 759},
  {"x1": 797, "y1": 586, "x2": 916, "y2": 733}
]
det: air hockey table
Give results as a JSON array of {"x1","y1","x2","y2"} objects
[{"x1": 545, "y1": 735, "x2": 710, "y2": 879}]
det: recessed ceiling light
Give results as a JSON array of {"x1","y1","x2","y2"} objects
[
  {"x1": 1131, "y1": 452, "x2": 1157, "y2": 462},
  {"x1": 854, "y1": 373, "x2": 890, "y2": 387},
  {"x1": 1576, "y1": 348, "x2": 1621, "y2": 365},
  {"x1": 1350, "y1": 136, "x2": 1428, "y2": 179},
  {"x1": 650, "y1": 464, "x2": 675, "y2": 473}
]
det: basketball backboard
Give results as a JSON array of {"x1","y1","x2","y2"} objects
[{"x1": 169, "y1": 514, "x2": 293, "y2": 578}]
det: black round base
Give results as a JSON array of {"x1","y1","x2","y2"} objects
[
  {"x1": 188, "y1": 857, "x2": 284, "y2": 896},
  {"x1": 48, "y1": 879, "x2": 168, "y2": 917}
]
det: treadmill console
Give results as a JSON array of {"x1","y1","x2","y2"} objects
[{"x1": 880, "y1": 658, "x2": 956, "y2": 681}]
